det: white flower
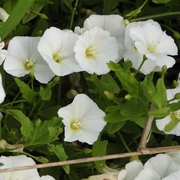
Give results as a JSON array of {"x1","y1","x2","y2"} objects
[
  {"x1": 0, "y1": 73, "x2": 5, "y2": 103},
  {"x1": 156, "y1": 85, "x2": 180, "y2": 135},
  {"x1": 4, "y1": 36, "x2": 55, "y2": 84},
  {"x1": 83, "y1": 14, "x2": 126, "y2": 60},
  {"x1": 0, "y1": 155, "x2": 55, "y2": 180},
  {"x1": 143, "y1": 154, "x2": 177, "y2": 178},
  {"x1": 74, "y1": 27, "x2": 119, "y2": 75},
  {"x1": 37, "y1": 27, "x2": 82, "y2": 76},
  {"x1": 118, "y1": 160, "x2": 143, "y2": 180},
  {"x1": 134, "y1": 168, "x2": 160, "y2": 180},
  {"x1": 124, "y1": 20, "x2": 178, "y2": 74},
  {"x1": 162, "y1": 169, "x2": 180, "y2": 180},
  {"x1": 58, "y1": 94, "x2": 106, "y2": 145},
  {"x1": 0, "y1": 7, "x2": 9, "y2": 22},
  {"x1": 0, "y1": 40, "x2": 7, "y2": 65},
  {"x1": 167, "y1": 150, "x2": 180, "y2": 168},
  {"x1": 74, "y1": 26, "x2": 87, "y2": 35}
]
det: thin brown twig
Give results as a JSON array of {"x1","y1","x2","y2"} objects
[
  {"x1": 138, "y1": 104, "x2": 155, "y2": 151},
  {"x1": 1, "y1": 146, "x2": 180, "y2": 173}
]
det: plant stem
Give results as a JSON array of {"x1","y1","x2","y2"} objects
[
  {"x1": 1, "y1": 146, "x2": 180, "y2": 173},
  {"x1": 119, "y1": 133, "x2": 131, "y2": 152},
  {"x1": 69, "y1": 0, "x2": 79, "y2": 30},
  {"x1": 138, "y1": 104, "x2": 155, "y2": 150},
  {"x1": 130, "y1": 11, "x2": 180, "y2": 22}
]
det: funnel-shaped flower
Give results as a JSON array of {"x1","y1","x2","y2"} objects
[
  {"x1": 38, "y1": 27, "x2": 82, "y2": 76},
  {"x1": 4, "y1": 36, "x2": 55, "y2": 84},
  {"x1": 0, "y1": 155, "x2": 55, "y2": 179},
  {"x1": 74, "y1": 27, "x2": 119, "y2": 75},
  {"x1": 58, "y1": 94, "x2": 106, "y2": 145},
  {"x1": 83, "y1": 14, "x2": 126, "y2": 60},
  {"x1": 124, "y1": 20, "x2": 177, "y2": 74}
]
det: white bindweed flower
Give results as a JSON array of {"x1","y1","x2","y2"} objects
[
  {"x1": 162, "y1": 169, "x2": 180, "y2": 180},
  {"x1": 58, "y1": 94, "x2": 106, "y2": 145},
  {"x1": 0, "y1": 7, "x2": 9, "y2": 22},
  {"x1": 0, "y1": 73, "x2": 5, "y2": 103},
  {"x1": 167, "y1": 150, "x2": 180, "y2": 168},
  {"x1": 124, "y1": 20, "x2": 178, "y2": 74},
  {"x1": 38, "y1": 27, "x2": 82, "y2": 76},
  {"x1": 74, "y1": 27, "x2": 119, "y2": 75},
  {"x1": 156, "y1": 85, "x2": 180, "y2": 135},
  {"x1": 118, "y1": 160, "x2": 144, "y2": 180},
  {"x1": 74, "y1": 26, "x2": 87, "y2": 35},
  {"x1": 83, "y1": 14, "x2": 126, "y2": 60},
  {"x1": 0, "y1": 155, "x2": 55, "y2": 180},
  {"x1": 143, "y1": 154, "x2": 177, "y2": 178},
  {"x1": 134, "y1": 168, "x2": 160, "y2": 180},
  {"x1": 0, "y1": 40, "x2": 7, "y2": 65},
  {"x1": 4, "y1": 36, "x2": 55, "y2": 84}
]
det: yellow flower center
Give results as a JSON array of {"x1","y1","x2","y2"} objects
[
  {"x1": 147, "y1": 42, "x2": 157, "y2": 53},
  {"x1": 174, "y1": 111, "x2": 180, "y2": 119},
  {"x1": 24, "y1": 58, "x2": 35, "y2": 70},
  {"x1": 53, "y1": 52, "x2": 65, "y2": 63},
  {"x1": 85, "y1": 46, "x2": 96, "y2": 58},
  {"x1": 170, "y1": 110, "x2": 180, "y2": 120},
  {"x1": 70, "y1": 120, "x2": 82, "y2": 131}
]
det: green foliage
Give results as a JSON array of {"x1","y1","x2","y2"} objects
[
  {"x1": 0, "y1": 0, "x2": 180, "y2": 179},
  {"x1": 14, "y1": 78, "x2": 38, "y2": 102},
  {"x1": 0, "y1": 0, "x2": 35, "y2": 40},
  {"x1": 92, "y1": 140, "x2": 108, "y2": 168}
]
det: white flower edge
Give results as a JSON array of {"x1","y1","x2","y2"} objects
[
  {"x1": 58, "y1": 94, "x2": 107, "y2": 145},
  {"x1": 0, "y1": 73, "x2": 5, "y2": 104},
  {"x1": 0, "y1": 155, "x2": 55, "y2": 179}
]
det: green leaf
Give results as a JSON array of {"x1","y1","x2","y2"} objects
[
  {"x1": 103, "y1": 0, "x2": 119, "y2": 14},
  {"x1": 154, "y1": 78, "x2": 167, "y2": 108},
  {"x1": 108, "y1": 61, "x2": 139, "y2": 97},
  {"x1": 120, "y1": 98, "x2": 146, "y2": 118},
  {"x1": 140, "y1": 73, "x2": 155, "y2": 98},
  {"x1": 87, "y1": 73, "x2": 120, "y2": 99},
  {"x1": 163, "y1": 118, "x2": 179, "y2": 132},
  {"x1": 92, "y1": 140, "x2": 108, "y2": 169},
  {"x1": 33, "y1": 155, "x2": 49, "y2": 163},
  {"x1": 7, "y1": 109, "x2": 34, "y2": 140},
  {"x1": 104, "y1": 110, "x2": 129, "y2": 123},
  {"x1": 26, "y1": 117, "x2": 62, "y2": 147},
  {"x1": 63, "y1": 0, "x2": 74, "y2": 10},
  {"x1": 125, "y1": 0, "x2": 148, "y2": 18},
  {"x1": 105, "y1": 122, "x2": 125, "y2": 134},
  {"x1": 39, "y1": 86, "x2": 52, "y2": 101},
  {"x1": 14, "y1": 78, "x2": 38, "y2": 102},
  {"x1": 140, "y1": 74, "x2": 167, "y2": 108},
  {"x1": 0, "y1": 0, "x2": 35, "y2": 40},
  {"x1": 152, "y1": 0, "x2": 171, "y2": 4},
  {"x1": 169, "y1": 101, "x2": 180, "y2": 112},
  {"x1": 48, "y1": 144, "x2": 70, "y2": 174},
  {"x1": 149, "y1": 107, "x2": 169, "y2": 118}
]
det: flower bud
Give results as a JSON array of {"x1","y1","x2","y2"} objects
[
  {"x1": 125, "y1": 94, "x2": 132, "y2": 100},
  {"x1": 104, "y1": 91, "x2": 114, "y2": 100},
  {"x1": 124, "y1": 19, "x2": 130, "y2": 26},
  {"x1": 83, "y1": 148, "x2": 92, "y2": 154},
  {"x1": 175, "y1": 93, "x2": 180, "y2": 100},
  {"x1": 162, "y1": 65, "x2": 167, "y2": 74},
  {"x1": 66, "y1": 89, "x2": 78, "y2": 99},
  {"x1": 172, "y1": 80, "x2": 179, "y2": 88}
]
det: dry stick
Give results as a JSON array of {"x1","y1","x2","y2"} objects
[
  {"x1": 1, "y1": 146, "x2": 180, "y2": 173},
  {"x1": 1, "y1": 105, "x2": 179, "y2": 173},
  {"x1": 138, "y1": 105, "x2": 154, "y2": 151}
]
